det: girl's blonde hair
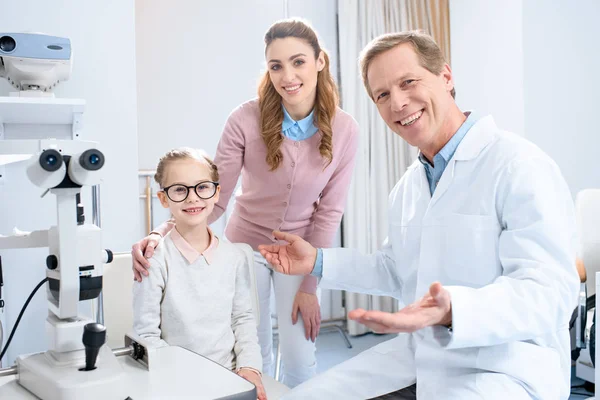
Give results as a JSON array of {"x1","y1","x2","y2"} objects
[
  {"x1": 258, "y1": 18, "x2": 339, "y2": 171},
  {"x1": 154, "y1": 147, "x2": 219, "y2": 187}
]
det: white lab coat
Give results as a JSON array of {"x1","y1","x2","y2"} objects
[{"x1": 284, "y1": 116, "x2": 580, "y2": 400}]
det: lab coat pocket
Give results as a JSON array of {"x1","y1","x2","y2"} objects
[{"x1": 443, "y1": 213, "x2": 501, "y2": 287}]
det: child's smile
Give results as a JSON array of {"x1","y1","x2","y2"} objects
[{"x1": 182, "y1": 206, "x2": 206, "y2": 215}]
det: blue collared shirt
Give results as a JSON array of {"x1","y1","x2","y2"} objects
[
  {"x1": 282, "y1": 105, "x2": 319, "y2": 140},
  {"x1": 418, "y1": 111, "x2": 479, "y2": 195},
  {"x1": 311, "y1": 112, "x2": 479, "y2": 278},
  {"x1": 311, "y1": 248, "x2": 324, "y2": 277}
]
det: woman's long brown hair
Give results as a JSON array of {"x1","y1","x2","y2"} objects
[{"x1": 258, "y1": 19, "x2": 339, "y2": 170}]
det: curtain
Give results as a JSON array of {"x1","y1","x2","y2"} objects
[{"x1": 337, "y1": 0, "x2": 450, "y2": 335}]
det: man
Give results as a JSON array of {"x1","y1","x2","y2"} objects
[{"x1": 258, "y1": 31, "x2": 579, "y2": 399}]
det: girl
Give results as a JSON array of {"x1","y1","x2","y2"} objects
[
  {"x1": 132, "y1": 19, "x2": 359, "y2": 387},
  {"x1": 132, "y1": 148, "x2": 266, "y2": 400}
]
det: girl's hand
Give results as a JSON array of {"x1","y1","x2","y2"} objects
[{"x1": 237, "y1": 369, "x2": 267, "y2": 400}]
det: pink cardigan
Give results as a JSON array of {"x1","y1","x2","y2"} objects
[{"x1": 210, "y1": 99, "x2": 358, "y2": 247}]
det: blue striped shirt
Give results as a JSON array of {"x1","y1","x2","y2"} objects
[{"x1": 418, "y1": 111, "x2": 479, "y2": 195}]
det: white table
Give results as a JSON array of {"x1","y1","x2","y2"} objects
[{"x1": 0, "y1": 346, "x2": 257, "y2": 399}]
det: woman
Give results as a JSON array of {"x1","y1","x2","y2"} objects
[{"x1": 132, "y1": 18, "x2": 359, "y2": 387}]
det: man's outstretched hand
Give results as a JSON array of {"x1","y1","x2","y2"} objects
[
  {"x1": 258, "y1": 231, "x2": 317, "y2": 276},
  {"x1": 349, "y1": 282, "x2": 452, "y2": 333}
]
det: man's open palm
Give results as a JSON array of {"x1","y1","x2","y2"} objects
[{"x1": 349, "y1": 282, "x2": 452, "y2": 333}]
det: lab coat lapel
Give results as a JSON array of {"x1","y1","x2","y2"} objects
[
  {"x1": 453, "y1": 116, "x2": 498, "y2": 161},
  {"x1": 428, "y1": 116, "x2": 498, "y2": 209},
  {"x1": 428, "y1": 159, "x2": 456, "y2": 208},
  {"x1": 417, "y1": 162, "x2": 432, "y2": 204}
]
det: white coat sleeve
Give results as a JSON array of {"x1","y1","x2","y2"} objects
[
  {"x1": 435, "y1": 156, "x2": 580, "y2": 349},
  {"x1": 320, "y1": 238, "x2": 403, "y2": 299}
]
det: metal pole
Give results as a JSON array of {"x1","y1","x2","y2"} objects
[
  {"x1": 92, "y1": 185, "x2": 104, "y2": 325},
  {"x1": 112, "y1": 346, "x2": 134, "y2": 357},
  {"x1": 0, "y1": 365, "x2": 17, "y2": 377},
  {"x1": 92, "y1": 185, "x2": 102, "y2": 227},
  {"x1": 145, "y1": 177, "x2": 152, "y2": 234}
]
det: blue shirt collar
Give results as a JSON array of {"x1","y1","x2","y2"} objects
[
  {"x1": 282, "y1": 105, "x2": 316, "y2": 134},
  {"x1": 418, "y1": 111, "x2": 478, "y2": 166}
]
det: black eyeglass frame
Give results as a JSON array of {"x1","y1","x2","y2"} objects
[{"x1": 161, "y1": 181, "x2": 220, "y2": 203}]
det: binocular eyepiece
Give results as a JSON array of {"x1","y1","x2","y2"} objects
[
  {"x1": 39, "y1": 149, "x2": 63, "y2": 172},
  {"x1": 77, "y1": 149, "x2": 105, "y2": 171},
  {"x1": 27, "y1": 148, "x2": 105, "y2": 189}
]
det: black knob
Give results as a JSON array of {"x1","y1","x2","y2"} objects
[
  {"x1": 46, "y1": 255, "x2": 58, "y2": 270},
  {"x1": 105, "y1": 249, "x2": 114, "y2": 263},
  {"x1": 81, "y1": 323, "x2": 106, "y2": 371}
]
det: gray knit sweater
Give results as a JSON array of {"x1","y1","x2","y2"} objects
[{"x1": 132, "y1": 232, "x2": 262, "y2": 372}]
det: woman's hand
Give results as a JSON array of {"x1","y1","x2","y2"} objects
[
  {"x1": 237, "y1": 369, "x2": 267, "y2": 400},
  {"x1": 292, "y1": 291, "x2": 321, "y2": 342},
  {"x1": 131, "y1": 233, "x2": 162, "y2": 281}
]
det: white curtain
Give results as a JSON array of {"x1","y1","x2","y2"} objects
[{"x1": 337, "y1": 0, "x2": 449, "y2": 335}]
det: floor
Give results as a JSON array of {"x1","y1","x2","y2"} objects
[
  {"x1": 315, "y1": 327, "x2": 395, "y2": 374},
  {"x1": 275, "y1": 328, "x2": 596, "y2": 399},
  {"x1": 571, "y1": 369, "x2": 595, "y2": 399}
]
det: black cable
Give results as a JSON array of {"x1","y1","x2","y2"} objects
[{"x1": 0, "y1": 277, "x2": 48, "y2": 360}]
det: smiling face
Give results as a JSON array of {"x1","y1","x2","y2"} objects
[
  {"x1": 157, "y1": 158, "x2": 220, "y2": 229},
  {"x1": 368, "y1": 43, "x2": 458, "y2": 159},
  {"x1": 266, "y1": 37, "x2": 325, "y2": 119}
]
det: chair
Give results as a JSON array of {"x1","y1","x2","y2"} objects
[
  {"x1": 102, "y1": 250, "x2": 290, "y2": 399},
  {"x1": 574, "y1": 189, "x2": 600, "y2": 386},
  {"x1": 102, "y1": 252, "x2": 135, "y2": 349}
]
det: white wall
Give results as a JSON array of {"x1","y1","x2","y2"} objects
[
  {"x1": 136, "y1": 0, "x2": 338, "y2": 171},
  {"x1": 136, "y1": 0, "x2": 282, "y2": 171},
  {"x1": 522, "y1": 0, "x2": 600, "y2": 197},
  {"x1": 450, "y1": 0, "x2": 599, "y2": 197},
  {"x1": 449, "y1": 0, "x2": 525, "y2": 136},
  {"x1": 0, "y1": 0, "x2": 139, "y2": 365}
]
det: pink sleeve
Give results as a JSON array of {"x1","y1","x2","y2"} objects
[
  {"x1": 152, "y1": 218, "x2": 175, "y2": 237},
  {"x1": 299, "y1": 275, "x2": 319, "y2": 294},
  {"x1": 305, "y1": 120, "x2": 359, "y2": 249},
  {"x1": 299, "y1": 120, "x2": 359, "y2": 295},
  {"x1": 208, "y1": 109, "x2": 246, "y2": 225}
]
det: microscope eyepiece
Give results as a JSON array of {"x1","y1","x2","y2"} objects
[
  {"x1": 39, "y1": 149, "x2": 63, "y2": 172},
  {"x1": 79, "y1": 149, "x2": 104, "y2": 171},
  {"x1": 68, "y1": 148, "x2": 105, "y2": 186}
]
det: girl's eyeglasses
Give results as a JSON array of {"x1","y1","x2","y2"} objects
[{"x1": 162, "y1": 181, "x2": 219, "y2": 203}]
